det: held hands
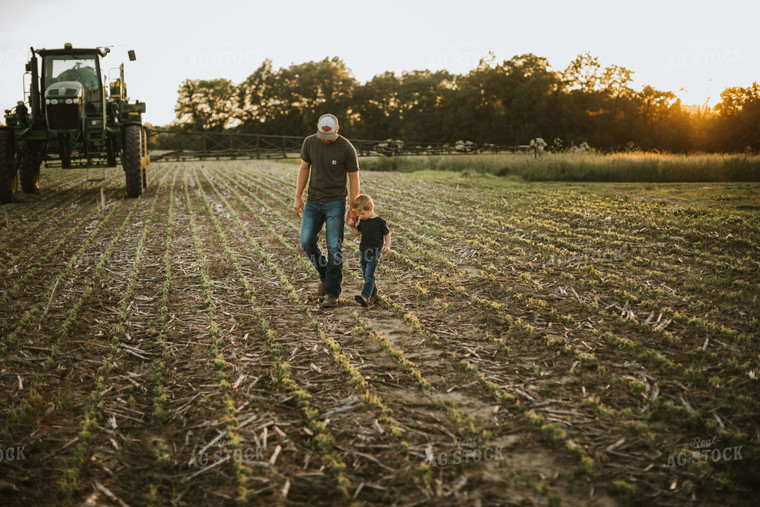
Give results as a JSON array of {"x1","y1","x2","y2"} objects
[
  {"x1": 381, "y1": 245, "x2": 391, "y2": 255},
  {"x1": 346, "y1": 209, "x2": 358, "y2": 228},
  {"x1": 293, "y1": 196, "x2": 304, "y2": 218}
]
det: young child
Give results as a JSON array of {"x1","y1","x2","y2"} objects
[{"x1": 350, "y1": 194, "x2": 391, "y2": 307}]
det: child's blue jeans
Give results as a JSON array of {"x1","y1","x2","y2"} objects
[{"x1": 360, "y1": 250, "x2": 380, "y2": 300}]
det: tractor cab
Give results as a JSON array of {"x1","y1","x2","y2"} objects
[{"x1": 39, "y1": 45, "x2": 107, "y2": 132}]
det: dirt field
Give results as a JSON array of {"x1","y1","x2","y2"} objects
[{"x1": 1, "y1": 161, "x2": 758, "y2": 506}]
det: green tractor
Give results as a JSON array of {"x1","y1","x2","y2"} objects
[{"x1": 1, "y1": 43, "x2": 149, "y2": 203}]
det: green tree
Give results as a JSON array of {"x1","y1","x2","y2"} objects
[
  {"x1": 635, "y1": 85, "x2": 684, "y2": 150},
  {"x1": 561, "y1": 53, "x2": 637, "y2": 149},
  {"x1": 563, "y1": 52, "x2": 603, "y2": 94},
  {"x1": 170, "y1": 52, "x2": 755, "y2": 153},
  {"x1": 447, "y1": 55, "x2": 502, "y2": 143},
  {"x1": 352, "y1": 71, "x2": 403, "y2": 139},
  {"x1": 236, "y1": 57, "x2": 357, "y2": 135},
  {"x1": 712, "y1": 82, "x2": 760, "y2": 151},
  {"x1": 502, "y1": 54, "x2": 562, "y2": 144},
  {"x1": 174, "y1": 78, "x2": 236, "y2": 131},
  {"x1": 452, "y1": 53, "x2": 564, "y2": 145},
  {"x1": 396, "y1": 69, "x2": 456, "y2": 141},
  {"x1": 236, "y1": 59, "x2": 276, "y2": 128}
]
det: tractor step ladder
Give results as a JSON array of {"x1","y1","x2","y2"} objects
[{"x1": 87, "y1": 165, "x2": 106, "y2": 182}]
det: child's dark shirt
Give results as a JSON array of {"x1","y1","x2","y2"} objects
[{"x1": 357, "y1": 216, "x2": 389, "y2": 255}]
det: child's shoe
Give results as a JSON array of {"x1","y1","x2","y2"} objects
[{"x1": 354, "y1": 295, "x2": 369, "y2": 307}]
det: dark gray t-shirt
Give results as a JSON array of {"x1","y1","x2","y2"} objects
[
  {"x1": 300, "y1": 134, "x2": 359, "y2": 203},
  {"x1": 357, "y1": 216, "x2": 389, "y2": 254}
]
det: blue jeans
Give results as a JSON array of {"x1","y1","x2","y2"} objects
[
  {"x1": 300, "y1": 201, "x2": 345, "y2": 298},
  {"x1": 360, "y1": 250, "x2": 380, "y2": 300}
]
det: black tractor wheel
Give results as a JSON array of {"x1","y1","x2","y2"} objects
[
  {"x1": 19, "y1": 142, "x2": 42, "y2": 194},
  {"x1": 0, "y1": 129, "x2": 18, "y2": 204},
  {"x1": 123, "y1": 124, "x2": 143, "y2": 198}
]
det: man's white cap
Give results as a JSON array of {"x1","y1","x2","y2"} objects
[{"x1": 316, "y1": 114, "x2": 339, "y2": 140}]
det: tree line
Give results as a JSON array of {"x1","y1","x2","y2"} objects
[{"x1": 171, "y1": 53, "x2": 760, "y2": 153}]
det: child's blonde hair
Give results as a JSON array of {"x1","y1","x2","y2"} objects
[{"x1": 352, "y1": 194, "x2": 374, "y2": 212}]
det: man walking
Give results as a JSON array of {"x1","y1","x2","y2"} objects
[{"x1": 294, "y1": 114, "x2": 360, "y2": 308}]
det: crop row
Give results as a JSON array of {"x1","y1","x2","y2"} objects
[
  {"x1": 1, "y1": 195, "x2": 130, "y2": 356},
  {"x1": 0, "y1": 167, "x2": 102, "y2": 229},
  {"x1": 374, "y1": 182, "x2": 757, "y2": 369},
  {"x1": 183, "y1": 172, "x2": 258, "y2": 504},
  {"x1": 1, "y1": 170, "x2": 162, "y2": 485},
  {"x1": 370, "y1": 184, "x2": 757, "y2": 445},
  {"x1": 59, "y1": 169, "x2": 169, "y2": 501},
  {"x1": 192, "y1": 170, "x2": 355, "y2": 500},
  {"x1": 525, "y1": 190, "x2": 758, "y2": 251},
  {"x1": 145, "y1": 170, "x2": 180, "y2": 504},
  {"x1": 397, "y1": 200, "x2": 757, "y2": 379},
  {"x1": 0, "y1": 193, "x2": 124, "y2": 310},
  {"x1": 369, "y1": 174, "x2": 759, "y2": 478},
  {"x1": 402, "y1": 183, "x2": 759, "y2": 308},
  {"x1": 1, "y1": 182, "x2": 124, "y2": 278},
  {"x1": 499, "y1": 210, "x2": 759, "y2": 303},
  {"x1": 381, "y1": 179, "x2": 757, "y2": 319},
  {"x1": 0, "y1": 171, "x2": 123, "y2": 256},
  {"x1": 410, "y1": 176, "x2": 757, "y2": 254}
]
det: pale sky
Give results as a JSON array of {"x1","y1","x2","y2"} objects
[{"x1": 1, "y1": 0, "x2": 757, "y2": 127}]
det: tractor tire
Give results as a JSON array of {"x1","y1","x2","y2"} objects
[
  {"x1": 19, "y1": 142, "x2": 42, "y2": 194},
  {"x1": 123, "y1": 124, "x2": 143, "y2": 198},
  {"x1": 0, "y1": 129, "x2": 17, "y2": 204}
]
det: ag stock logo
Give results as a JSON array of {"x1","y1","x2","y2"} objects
[{"x1": 666, "y1": 435, "x2": 743, "y2": 467}]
